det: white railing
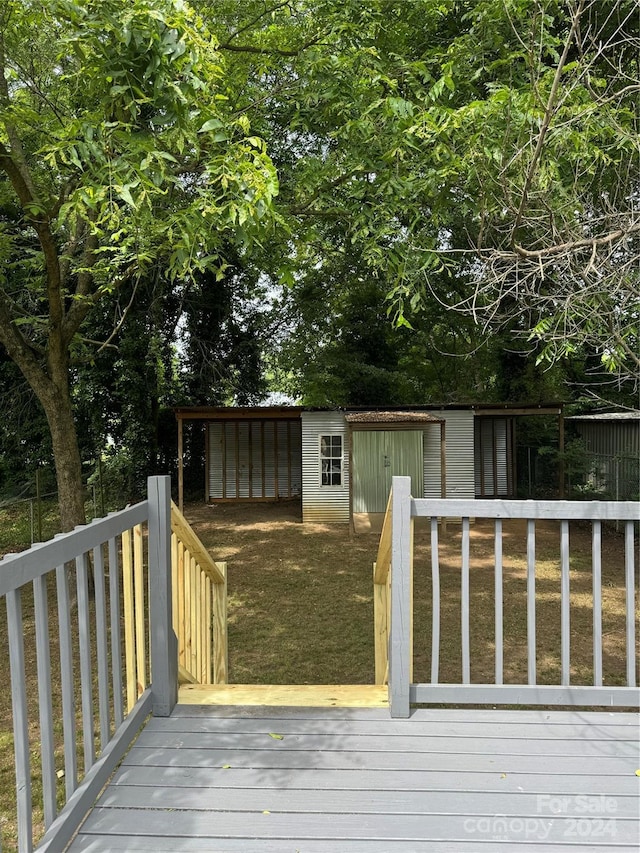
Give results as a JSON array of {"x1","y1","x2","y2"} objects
[
  {"x1": 387, "y1": 476, "x2": 640, "y2": 718},
  {"x1": 0, "y1": 477, "x2": 176, "y2": 852}
]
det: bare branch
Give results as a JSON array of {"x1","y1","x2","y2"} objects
[
  {"x1": 95, "y1": 275, "x2": 140, "y2": 355},
  {"x1": 511, "y1": 0, "x2": 585, "y2": 239},
  {"x1": 221, "y1": 1, "x2": 294, "y2": 47},
  {"x1": 219, "y1": 30, "x2": 327, "y2": 57},
  {"x1": 512, "y1": 221, "x2": 640, "y2": 259}
]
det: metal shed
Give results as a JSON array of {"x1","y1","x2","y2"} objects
[
  {"x1": 174, "y1": 407, "x2": 303, "y2": 510},
  {"x1": 299, "y1": 409, "x2": 466, "y2": 525},
  {"x1": 566, "y1": 410, "x2": 640, "y2": 500},
  {"x1": 175, "y1": 402, "x2": 564, "y2": 519}
]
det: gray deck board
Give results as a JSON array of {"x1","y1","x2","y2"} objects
[
  {"x1": 96, "y1": 786, "x2": 640, "y2": 817},
  {"x1": 150, "y1": 715, "x2": 638, "y2": 739},
  {"x1": 110, "y1": 764, "x2": 637, "y2": 795},
  {"x1": 120, "y1": 745, "x2": 636, "y2": 773},
  {"x1": 133, "y1": 729, "x2": 637, "y2": 757},
  {"x1": 66, "y1": 839, "x2": 640, "y2": 853},
  {"x1": 67, "y1": 705, "x2": 640, "y2": 853}
]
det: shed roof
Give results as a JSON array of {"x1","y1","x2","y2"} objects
[
  {"x1": 174, "y1": 406, "x2": 302, "y2": 420},
  {"x1": 566, "y1": 411, "x2": 640, "y2": 422},
  {"x1": 345, "y1": 411, "x2": 444, "y2": 424}
]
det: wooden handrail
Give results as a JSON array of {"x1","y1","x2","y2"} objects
[
  {"x1": 373, "y1": 490, "x2": 393, "y2": 685},
  {"x1": 170, "y1": 501, "x2": 228, "y2": 685},
  {"x1": 170, "y1": 501, "x2": 225, "y2": 584},
  {"x1": 374, "y1": 490, "x2": 393, "y2": 584},
  {"x1": 178, "y1": 664, "x2": 197, "y2": 685}
]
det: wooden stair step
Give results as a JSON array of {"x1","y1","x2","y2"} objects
[{"x1": 178, "y1": 684, "x2": 388, "y2": 707}]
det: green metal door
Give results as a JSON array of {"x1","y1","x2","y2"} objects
[
  {"x1": 352, "y1": 431, "x2": 387, "y2": 513},
  {"x1": 352, "y1": 430, "x2": 423, "y2": 513},
  {"x1": 388, "y1": 430, "x2": 424, "y2": 499}
]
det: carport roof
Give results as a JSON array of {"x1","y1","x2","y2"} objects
[{"x1": 174, "y1": 406, "x2": 302, "y2": 420}]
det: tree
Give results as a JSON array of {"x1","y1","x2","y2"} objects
[
  {"x1": 388, "y1": 0, "x2": 640, "y2": 387},
  {"x1": 0, "y1": 0, "x2": 277, "y2": 529},
  {"x1": 179, "y1": 260, "x2": 269, "y2": 407},
  {"x1": 204, "y1": 0, "x2": 638, "y2": 398}
]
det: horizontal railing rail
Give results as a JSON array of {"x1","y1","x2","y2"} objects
[
  {"x1": 387, "y1": 476, "x2": 640, "y2": 718},
  {"x1": 0, "y1": 476, "x2": 177, "y2": 852}
]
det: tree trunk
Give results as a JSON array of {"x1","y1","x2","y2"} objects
[
  {"x1": 4, "y1": 335, "x2": 88, "y2": 533},
  {"x1": 43, "y1": 386, "x2": 86, "y2": 532}
]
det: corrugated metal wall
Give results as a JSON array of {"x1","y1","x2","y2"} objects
[
  {"x1": 575, "y1": 420, "x2": 640, "y2": 500},
  {"x1": 473, "y1": 417, "x2": 515, "y2": 497},
  {"x1": 424, "y1": 409, "x2": 475, "y2": 498},
  {"x1": 578, "y1": 420, "x2": 639, "y2": 458},
  {"x1": 301, "y1": 412, "x2": 350, "y2": 523},
  {"x1": 424, "y1": 410, "x2": 475, "y2": 499},
  {"x1": 208, "y1": 419, "x2": 302, "y2": 500},
  {"x1": 301, "y1": 410, "x2": 476, "y2": 521}
]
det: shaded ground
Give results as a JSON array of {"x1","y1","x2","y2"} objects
[
  {"x1": 186, "y1": 500, "x2": 634, "y2": 688},
  {"x1": 185, "y1": 500, "x2": 377, "y2": 684}
]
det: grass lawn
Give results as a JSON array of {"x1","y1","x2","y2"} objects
[
  {"x1": 0, "y1": 499, "x2": 636, "y2": 850},
  {"x1": 0, "y1": 498, "x2": 62, "y2": 554},
  {"x1": 186, "y1": 501, "x2": 634, "y2": 688}
]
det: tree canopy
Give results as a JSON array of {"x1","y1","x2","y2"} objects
[
  {"x1": 1, "y1": 0, "x2": 637, "y2": 520},
  {"x1": 202, "y1": 0, "x2": 639, "y2": 397},
  {"x1": 0, "y1": 0, "x2": 277, "y2": 525}
]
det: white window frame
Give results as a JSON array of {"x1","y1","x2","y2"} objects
[{"x1": 319, "y1": 434, "x2": 344, "y2": 488}]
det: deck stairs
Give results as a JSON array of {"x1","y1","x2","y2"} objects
[{"x1": 178, "y1": 683, "x2": 388, "y2": 707}]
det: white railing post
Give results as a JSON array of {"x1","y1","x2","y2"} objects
[
  {"x1": 148, "y1": 476, "x2": 178, "y2": 716},
  {"x1": 389, "y1": 476, "x2": 412, "y2": 718}
]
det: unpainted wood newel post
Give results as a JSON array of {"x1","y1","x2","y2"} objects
[
  {"x1": 148, "y1": 476, "x2": 178, "y2": 716},
  {"x1": 389, "y1": 476, "x2": 412, "y2": 718}
]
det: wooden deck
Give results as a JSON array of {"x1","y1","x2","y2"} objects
[{"x1": 67, "y1": 703, "x2": 639, "y2": 852}]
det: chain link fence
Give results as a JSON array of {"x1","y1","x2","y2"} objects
[
  {"x1": 570, "y1": 452, "x2": 639, "y2": 502},
  {"x1": 517, "y1": 443, "x2": 639, "y2": 502},
  {"x1": 0, "y1": 462, "x2": 109, "y2": 551}
]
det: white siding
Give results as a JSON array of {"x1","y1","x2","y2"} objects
[
  {"x1": 301, "y1": 412, "x2": 350, "y2": 523},
  {"x1": 424, "y1": 410, "x2": 475, "y2": 499}
]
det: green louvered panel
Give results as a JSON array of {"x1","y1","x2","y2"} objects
[{"x1": 352, "y1": 430, "x2": 423, "y2": 513}]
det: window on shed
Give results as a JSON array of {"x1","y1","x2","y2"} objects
[{"x1": 320, "y1": 435, "x2": 342, "y2": 486}]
